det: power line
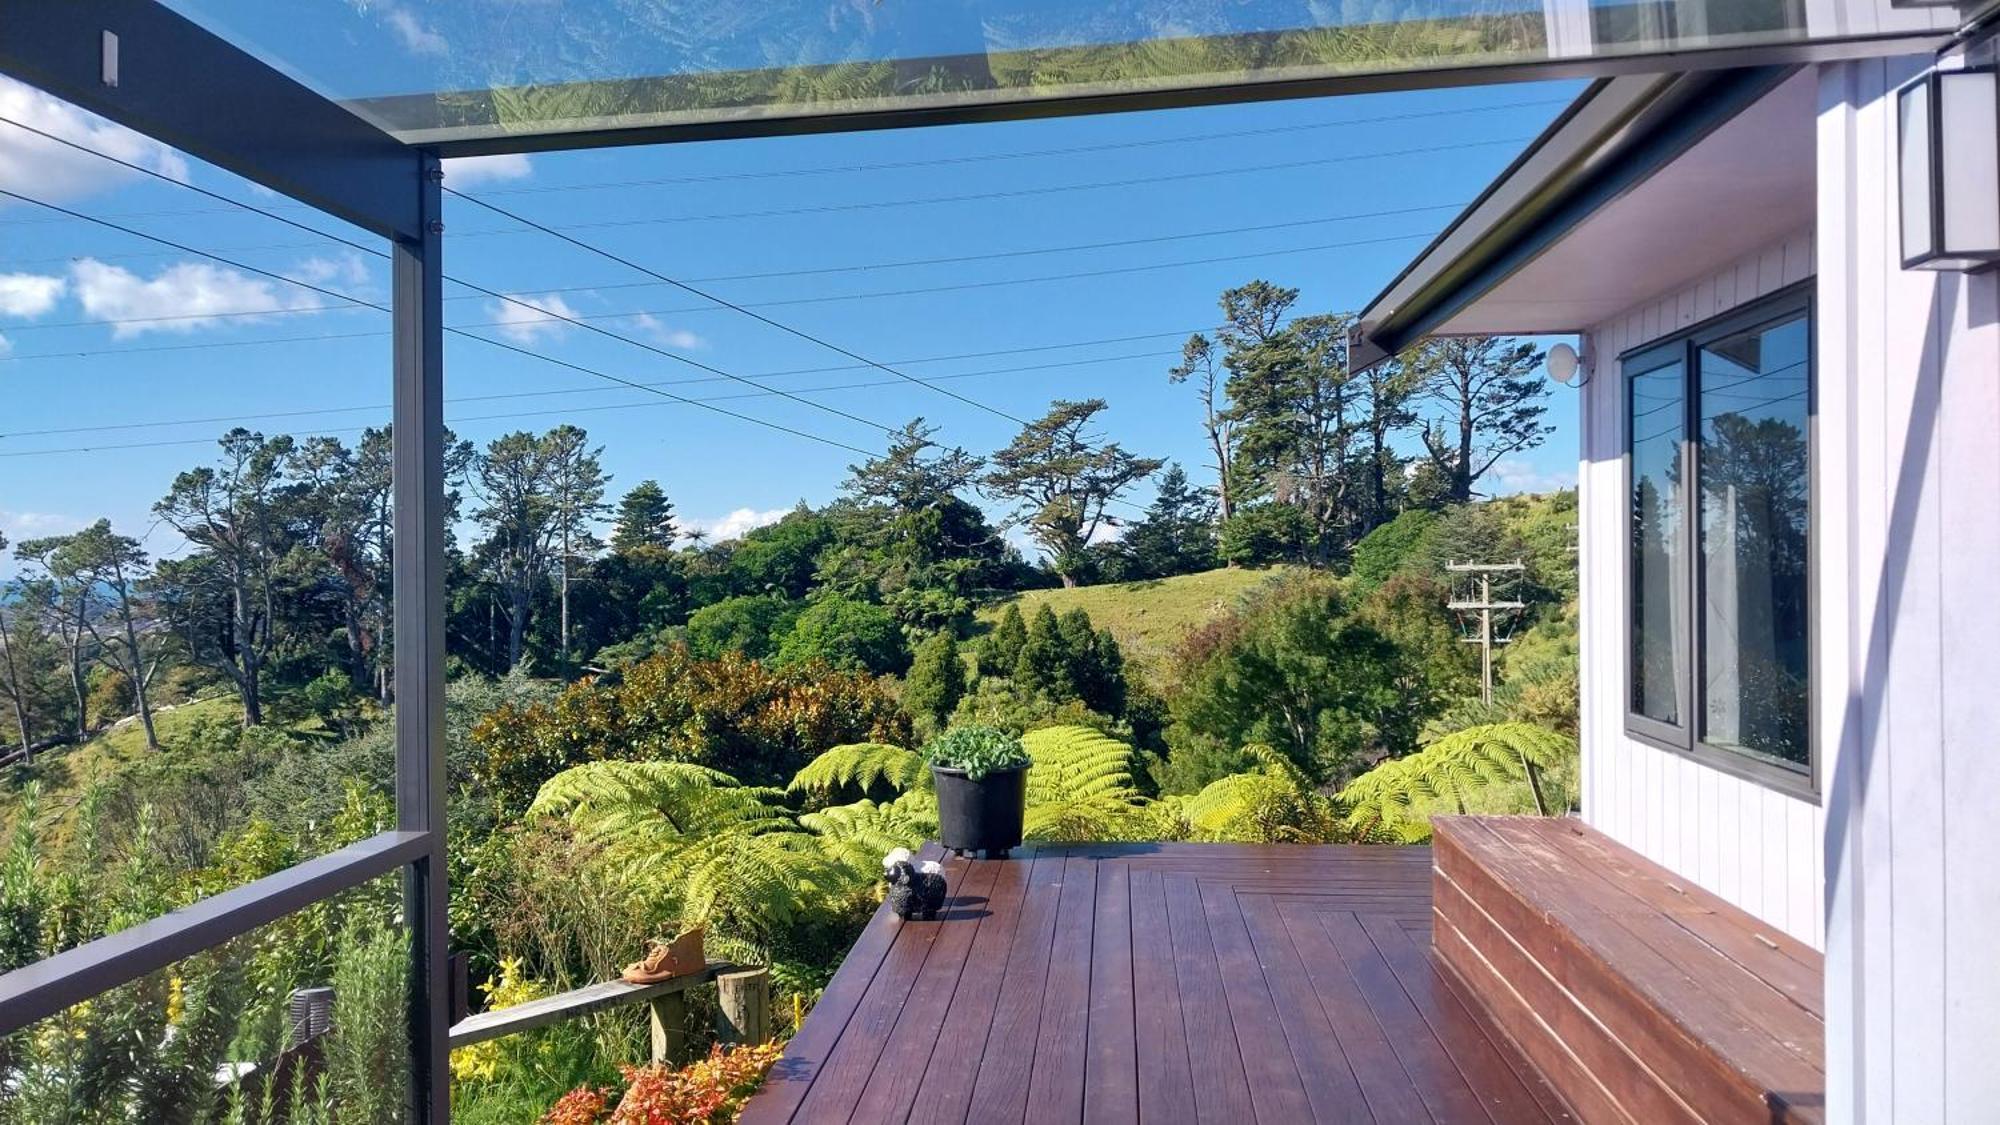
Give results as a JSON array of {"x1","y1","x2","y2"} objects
[
  {"x1": 0, "y1": 114, "x2": 908, "y2": 446},
  {"x1": 0, "y1": 134, "x2": 1526, "y2": 234},
  {"x1": 0, "y1": 184, "x2": 881, "y2": 459},
  {"x1": 0, "y1": 225, "x2": 1434, "y2": 339},
  {"x1": 0, "y1": 318, "x2": 1234, "y2": 369},
  {"x1": 2, "y1": 346, "x2": 1183, "y2": 443},
  {"x1": 4, "y1": 199, "x2": 1465, "y2": 279},
  {"x1": 0, "y1": 350, "x2": 1191, "y2": 459},
  {"x1": 450, "y1": 185, "x2": 1038, "y2": 427}
]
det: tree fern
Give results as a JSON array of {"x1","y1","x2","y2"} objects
[
  {"x1": 529, "y1": 761, "x2": 832, "y2": 938},
  {"x1": 1170, "y1": 745, "x2": 1344, "y2": 844},
  {"x1": 1339, "y1": 723, "x2": 1578, "y2": 843},
  {"x1": 1018, "y1": 727, "x2": 1160, "y2": 843},
  {"x1": 788, "y1": 743, "x2": 926, "y2": 799}
]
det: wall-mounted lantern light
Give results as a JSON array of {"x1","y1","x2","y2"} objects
[
  {"x1": 1545, "y1": 342, "x2": 1588, "y2": 388},
  {"x1": 1898, "y1": 66, "x2": 2000, "y2": 272}
]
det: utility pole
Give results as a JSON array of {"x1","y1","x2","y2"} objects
[{"x1": 1447, "y1": 560, "x2": 1527, "y2": 705}]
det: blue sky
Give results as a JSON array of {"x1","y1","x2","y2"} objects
[{"x1": 0, "y1": 73, "x2": 1582, "y2": 576}]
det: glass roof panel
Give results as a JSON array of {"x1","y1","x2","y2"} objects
[{"x1": 158, "y1": 1, "x2": 1951, "y2": 148}]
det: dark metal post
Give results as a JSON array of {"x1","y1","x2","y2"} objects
[{"x1": 393, "y1": 149, "x2": 448, "y2": 1123}]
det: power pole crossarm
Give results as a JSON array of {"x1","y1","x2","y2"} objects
[{"x1": 1445, "y1": 559, "x2": 1528, "y2": 707}]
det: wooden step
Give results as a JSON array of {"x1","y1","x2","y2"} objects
[{"x1": 1431, "y1": 816, "x2": 1824, "y2": 1125}]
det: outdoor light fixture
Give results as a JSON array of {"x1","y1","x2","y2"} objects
[
  {"x1": 1545, "y1": 342, "x2": 1588, "y2": 388},
  {"x1": 1898, "y1": 66, "x2": 2000, "y2": 272}
]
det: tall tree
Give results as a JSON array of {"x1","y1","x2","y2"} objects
[
  {"x1": 983, "y1": 399, "x2": 1162, "y2": 588},
  {"x1": 153, "y1": 429, "x2": 302, "y2": 726},
  {"x1": 0, "y1": 533, "x2": 30, "y2": 754},
  {"x1": 1118, "y1": 463, "x2": 1217, "y2": 579},
  {"x1": 610, "y1": 480, "x2": 678, "y2": 553},
  {"x1": 545, "y1": 426, "x2": 610, "y2": 676},
  {"x1": 1168, "y1": 335, "x2": 1236, "y2": 521},
  {"x1": 842, "y1": 419, "x2": 982, "y2": 513},
  {"x1": 1415, "y1": 337, "x2": 1551, "y2": 502},
  {"x1": 831, "y1": 419, "x2": 1000, "y2": 631},
  {"x1": 65, "y1": 521, "x2": 163, "y2": 751},
  {"x1": 1354, "y1": 350, "x2": 1424, "y2": 533},
  {"x1": 294, "y1": 426, "x2": 472, "y2": 699},
  {"x1": 1225, "y1": 310, "x2": 1360, "y2": 563},
  {"x1": 472, "y1": 430, "x2": 560, "y2": 671},
  {"x1": 9, "y1": 536, "x2": 93, "y2": 738}
]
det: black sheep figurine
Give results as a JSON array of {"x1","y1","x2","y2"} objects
[{"x1": 883, "y1": 848, "x2": 948, "y2": 920}]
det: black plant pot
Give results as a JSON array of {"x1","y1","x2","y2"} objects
[{"x1": 932, "y1": 764, "x2": 1027, "y2": 858}]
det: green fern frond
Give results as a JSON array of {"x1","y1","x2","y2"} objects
[
  {"x1": 1022, "y1": 726, "x2": 1142, "y2": 804},
  {"x1": 1338, "y1": 722, "x2": 1578, "y2": 843},
  {"x1": 788, "y1": 742, "x2": 925, "y2": 798}
]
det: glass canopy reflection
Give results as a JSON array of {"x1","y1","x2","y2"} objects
[{"x1": 160, "y1": 1, "x2": 1949, "y2": 148}]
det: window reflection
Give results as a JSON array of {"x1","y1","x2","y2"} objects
[
  {"x1": 1698, "y1": 314, "x2": 1810, "y2": 768},
  {"x1": 1629, "y1": 359, "x2": 1686, "y2": 726}
]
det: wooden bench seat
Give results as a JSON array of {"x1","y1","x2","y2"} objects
[{"x1": 1432, "y1": 816, "x2": 1824, "y2": 1125}]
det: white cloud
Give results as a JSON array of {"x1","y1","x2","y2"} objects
[
  {"x1": 1484, "y1": 458, "x2": 1578, "y2": 497},
  {"x1": 0, "y1": 76, "x2": 189, "y2": 203},
  {"x1": 70, "y1": 258, "x2": 324, "y2": 338},
  {"x1": 631, "y1": 313, "x2": 704, "y2": 350},
  {"x1": 0, "y1": 510, "x2": 82, "y2": 536},
  {"x1": 383, "y1": 6, "x2": 448, "y2": 55},
  {"x1": 489, "y1": 292, "x2": 581, "y2": 344},
  {"x1": 0, "y1": 273, "x2": 66, "y2": 318},
  {"x1": 0, "y1": 332, "x2": 11, "y2": 356},
  {"x1": 683, "y1": 507, "x2": 788, "y2": 544},
  {"x1": 294, "y1": 252, "x2": 372, "y2": 290},
  {"x1": 442, "y1": 153, "x2": 533, "y2": 188}
]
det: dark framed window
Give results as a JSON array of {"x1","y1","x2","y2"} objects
[{"x1": 1623, "y1": 285, "x2": 1814, "y2": 795}]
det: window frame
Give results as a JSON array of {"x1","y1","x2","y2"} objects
[{"x1": 1620, "y1": 282, "x2": 1818, "y2": 800}]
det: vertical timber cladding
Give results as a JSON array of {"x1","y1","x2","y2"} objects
[{"x1": 1579, "y1": 229, "x2": 1824, "y2": 947}]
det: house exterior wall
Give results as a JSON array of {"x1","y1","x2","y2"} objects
[
  {"x1": 1577, "y1": 229, "x2": 1825, "y2": 949},
  {"x1": 1816, "y1": 56, "x2": 2000, "y2": 1125}
]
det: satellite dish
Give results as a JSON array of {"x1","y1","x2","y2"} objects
[{"x1": 1546, "y1": 342, "x2": 1585, "y2": 386}]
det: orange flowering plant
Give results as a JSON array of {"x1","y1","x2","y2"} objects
[{"x1": 539, "y1": 1042, "x2": 784, "y2": 1125}]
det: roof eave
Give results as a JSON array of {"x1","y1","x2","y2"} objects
[{"x1": 1351, "y1": 65, "x2": 1797, "y2": 370}]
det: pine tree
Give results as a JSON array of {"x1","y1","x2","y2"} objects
[
  {"x1": 978, "y1": 604, "x2": 1028, "y2": 676},
  {"x1": 903, "y1": 632, "x2": 967, "y2": 734},
  {"x1": 610, "y1": 480, "x2": 678, "y2": 553},
  {"x1": 1014, "y1": 604, "x2": 1071, "y2": 698}
]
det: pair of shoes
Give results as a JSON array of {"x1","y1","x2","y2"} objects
[{"x1": 621, "y1": 926, "x2": 705, "y2": 985}]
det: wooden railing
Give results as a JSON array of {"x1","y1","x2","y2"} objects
[{"x1": 447, "y1": 961, "x2": 771, "y2": 1064}]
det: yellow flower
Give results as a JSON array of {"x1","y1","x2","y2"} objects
[{"x1": 166, "y1": 975, "x2": 185, "y2": 1026}]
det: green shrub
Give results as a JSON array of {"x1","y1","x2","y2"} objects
[
  {"x1": 1348, "y1": 508, "x2": 1440, "y2": 591},
  {"x1": 1216, "y1": 503, "x2": 1311, "y2": 567},
  {"x1": 975, "y1": 604, "x2": 1027, "y2": 675},
  {"x1": 776, "y1": 595, "x2": 908, "y2": 675},
  {"x1": 685, "y1": 595, "x2": 798, "y2": 661},
  {"x1": 922, "y1": 725, "x2": 1029, "y2": 780},
  {"x1": 902, "y1": 632, "x2": 966, "y2": 734}
]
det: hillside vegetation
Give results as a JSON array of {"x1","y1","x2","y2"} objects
[{"x1": 978, "y1": 566, "x2": 1302, "y2": 680}]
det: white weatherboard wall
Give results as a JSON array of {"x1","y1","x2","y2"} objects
[
  {"x1": 1817, "y1": 56, "x2": 2000, "y2": 1125},
  {"x1": 1576, "y1": 229, "x2": 1824, "y2": 949}
]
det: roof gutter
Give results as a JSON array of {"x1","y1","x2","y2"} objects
[{"x1": 1350, "y1": 65, "x2": 1796, "y2": 371}]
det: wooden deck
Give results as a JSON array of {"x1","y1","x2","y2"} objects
[{"x1": 740, "y1": 843, "x2": 1569, "y2": 1125}]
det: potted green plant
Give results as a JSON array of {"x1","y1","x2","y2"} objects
[{"x1": 925, "y1": 725, "x2": 1030, "y2": 858}]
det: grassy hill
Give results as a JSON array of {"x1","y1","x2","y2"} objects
[
  {"x1": 0, "y1": 694, "x2": 244, "y2": 834},
  {"x1": 977, "y1": 566, "x2": 1302, "y2": 682}
]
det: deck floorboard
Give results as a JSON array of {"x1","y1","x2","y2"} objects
[{"x1": 741, "y1": 843, "x2": 1570, "y2": 1125}]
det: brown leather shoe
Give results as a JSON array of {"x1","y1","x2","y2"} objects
[{"x1": 621, "y1": 926, "x2": 705, "y2": 984}]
